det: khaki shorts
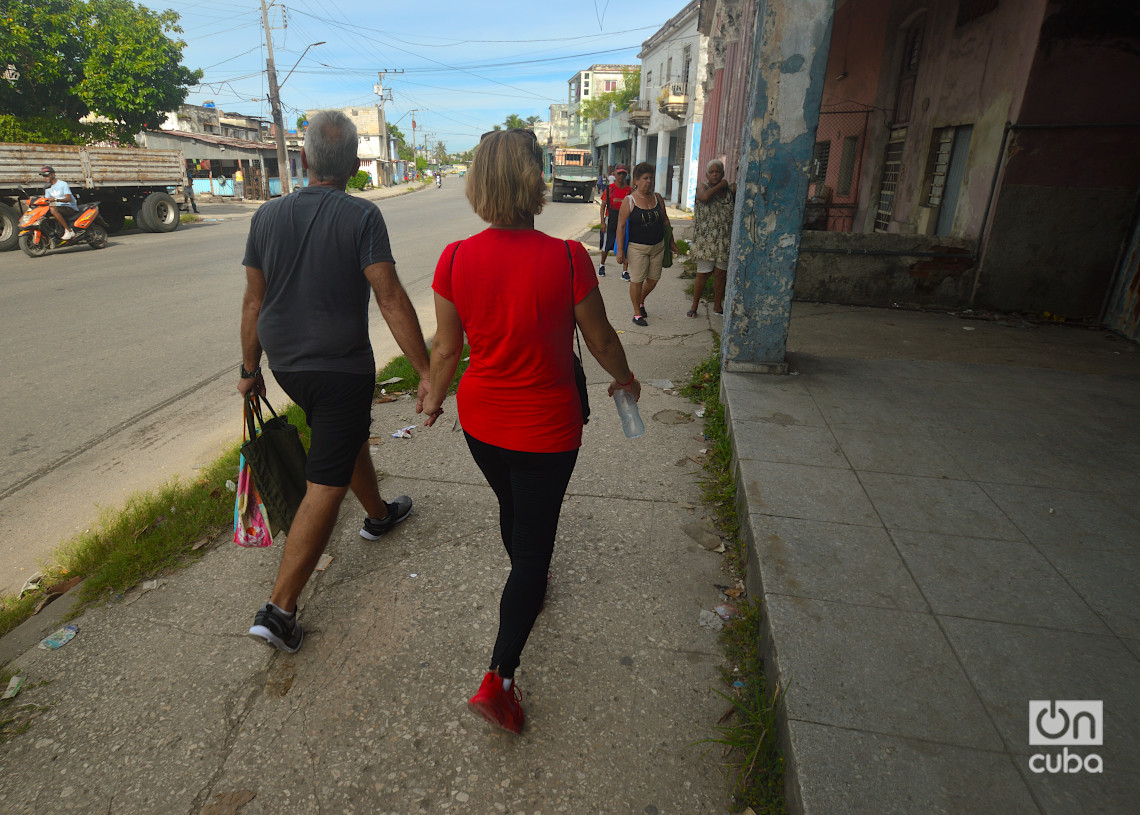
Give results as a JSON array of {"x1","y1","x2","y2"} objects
[
  {"x1": 696, "y1": 258, "x2": 729, "y2": 274},
  {"x1": 626, "y1": 241, "x2": 664, "y2": 283}
]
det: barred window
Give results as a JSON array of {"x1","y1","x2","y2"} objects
[
  {"x1": 874, "y1": 129, "x2": 907, "y2": 232},
  {"x1": 810, "y1": 142, "x2": 831, "y2": 182}
]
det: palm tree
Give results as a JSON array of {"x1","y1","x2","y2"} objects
[{"x1": 504, "y1": 113, "x2": 527, "y2": 130}]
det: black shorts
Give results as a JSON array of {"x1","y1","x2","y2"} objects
[
  {"x1": 272, "y1": 370, "x2": 374, "y2": 487},
  {"x1": 604, "y1": 212, "x2": 620, "y2": 251}
]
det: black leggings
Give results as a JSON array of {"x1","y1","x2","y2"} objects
[{"x1": 465, "y1": 432, "x2": 579, "y2": 678}]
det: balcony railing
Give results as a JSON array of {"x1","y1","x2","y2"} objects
[
  {"x1": 657, "y1": 82, "x2": 689, "y2": 118},
  {"x1": 627, "y1": 99, "x2": 651, "y2": 128}
]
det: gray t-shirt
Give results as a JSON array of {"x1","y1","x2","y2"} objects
[{"x1": 242, "y1": 185, "x2": 395, "y2": 375}]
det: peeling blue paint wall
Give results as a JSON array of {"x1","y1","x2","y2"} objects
[{"x1": 721, "y1": 0, "x2": 836, "y2": 373}]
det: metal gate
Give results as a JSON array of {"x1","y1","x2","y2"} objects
[{"x1": 804, "y1": 106, "x2": 871, "y2": 232}]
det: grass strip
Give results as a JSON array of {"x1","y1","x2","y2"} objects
[
  {"x1": 682, "y1": 343, "x2": 787, "y2": 814},
  {"x1": 0, "y1": 351, "x2": 468, "y2": 643},
  {"x1": 375, "y1": 344, "x2": 470, "y2": 395},
  {"x1": 0, "y1": 401, "x2": 310, "y2": 640}
]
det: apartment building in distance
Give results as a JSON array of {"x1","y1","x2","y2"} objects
[{"x1": 566, "y1": 64, "x2": 639, "y2": 147}]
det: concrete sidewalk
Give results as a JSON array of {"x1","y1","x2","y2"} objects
[
  {"x1": 5, "y1": 216, "x2": 1136, "y2": 813},
  {"x1": 0, "y1": 231, "x2": 736, "y2": 814},
  {"x1": 724, "y1": 305, "x2": 1140, "y2": 814}
]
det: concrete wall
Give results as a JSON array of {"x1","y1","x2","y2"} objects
[
  {"x1": 875, "y1": 0, "x2": 1046, "y2": 238},
  {"x1": 976, "y1": 0, "x2": 1140, "y2": 317},
  {"x1": 795, "y1": 231, "x2": 975, "y2": 307}
]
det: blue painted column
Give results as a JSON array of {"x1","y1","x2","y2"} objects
[{"x1": 721, "y1": 0, "x2": 836, "y2": 373}]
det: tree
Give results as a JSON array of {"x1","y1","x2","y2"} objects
[
  {"x1": 504, "y1": 113, "x2": 527, "y2": 130},
  {"x1": 526, "y1": 115, "x2": 539, "y2": 126},
  {"x1": 578, "y1": 69, "x2": 642, "y2": 122},
  {"x1": 0, "y1": 0, "x2": 201, "y2": 144},
  {"x1": 433, "y1": 141, "x2": 448, "y2": 165}
]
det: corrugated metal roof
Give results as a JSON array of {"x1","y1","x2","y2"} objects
[{"x1": 150, "y1": 129, "x2": 284, "y2": 151}]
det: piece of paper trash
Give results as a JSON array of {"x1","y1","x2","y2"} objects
[
  {"x1": 379, "y1": 376, "x2": 404, "y2": 385},
  {"x1": 38, "y1": 624, "x2": 78, "y2": 650},
  {"x1": 2, "y1": 676, "x2": 24, "y2": 700},
  {"x1": 225, "y1": 480, "x2": 237, "y2": 492},
  {"x1": 698, "y1": 609, "x2": 724, "y2": 631},
  {"x1": 696, "y1": 407, "x2": 706, "y2": 418},
  {"x1": 963, "y1": 326, "x2": 976, "y2": 331},
  {"x1": 391, "y1": 425, "x2": 416, "y2": 439},
  {"x1": 715, "y1": 603, "x2": 741, "y2": 621},
  {"x1": 409, "y1": 573, "x2": 418, "y2": 578},
  {"x1": 315, "y1": 554, "x2": 333, "y2": 572}
]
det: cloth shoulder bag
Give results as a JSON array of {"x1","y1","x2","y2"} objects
[
  {"x1": 565, "y1": 241, "x2": 591, "y2": 425},
  {"x1": 241, "y1": 394, "x2": 308, "y2": 535}
]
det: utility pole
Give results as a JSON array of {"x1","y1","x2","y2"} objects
[
  {"x1": 409, "y1": 111, "x2": 418, "y2": 178},
  {"x1": 374, "y1": 70, "x2": 402, "y2": 187},
  {"x1": 259, "y1": 0, "x2": 290, "y2": 196}
]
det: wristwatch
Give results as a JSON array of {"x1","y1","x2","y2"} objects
[{"x1": 240, "y1": 364, "x2": 262, "y2": 379}]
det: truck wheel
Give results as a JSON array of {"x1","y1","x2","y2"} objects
[
  {"x1": 19, "y1": 233, "x2": 49, "y2": 258},
  {"x1": 141, "y1": 192, "x2": 180, "y2": 233},
  {"x1": 0, "y1": 202, "x2": 19, "y2": 251},
  {"x1": 130, "y1": 200, "x2": 155, "y2": 232}
]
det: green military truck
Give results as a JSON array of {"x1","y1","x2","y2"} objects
[{"x1": 0, "y1": 143, "x2": 194, "y2": 251}]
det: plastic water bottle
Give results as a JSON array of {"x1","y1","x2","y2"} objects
[{"x1": 613, "y1": 389, "x2": 645, "y2": 438}]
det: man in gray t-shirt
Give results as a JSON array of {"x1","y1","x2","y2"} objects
[{"x1": 238, "y1": 110, "x2": 432, "y2": 653}]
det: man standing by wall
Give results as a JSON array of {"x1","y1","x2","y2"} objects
[
  {"x1": 237, "y1": 109, "x2": 432, "y2": 653},
  {"x1": 40, "y1": 166, "x2": 78, "y2": 240}
]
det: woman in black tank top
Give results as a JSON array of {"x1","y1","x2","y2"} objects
[{"x1": 614, "y1": 162, "x2": 679, "y2": 327}]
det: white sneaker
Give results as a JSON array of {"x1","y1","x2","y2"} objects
[{"x1": 62, "y1": 229, "x2": 76, "y2": 240}]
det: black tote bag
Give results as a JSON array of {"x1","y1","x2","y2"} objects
[{"x1": 241, "y1": 394, "x2": 308, "y2": 535}]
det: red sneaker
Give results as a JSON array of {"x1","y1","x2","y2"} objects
[{"x1": 467, "y1": 671, "x2": 525, "y2": 734}]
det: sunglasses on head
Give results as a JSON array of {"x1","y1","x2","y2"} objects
[{"x1": 480, "y1": 128, "x2": 543, "y2": 168}]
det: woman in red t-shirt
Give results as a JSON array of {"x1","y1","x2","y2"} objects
[{"x1": 419, "y1": 129, "x2": 640, "y2": 734}]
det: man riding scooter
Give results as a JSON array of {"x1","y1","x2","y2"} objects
[{"x1": 40, "y1": 166, "x2": 79, "y2": 241}]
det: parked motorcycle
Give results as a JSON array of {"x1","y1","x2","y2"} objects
[{"x1": 17, "y1": 195, "x2": 109, "y2": 258}]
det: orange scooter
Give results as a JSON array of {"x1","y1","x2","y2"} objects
[{"x1": 17, "y1": 195, "x2": 109, "y2": 258}]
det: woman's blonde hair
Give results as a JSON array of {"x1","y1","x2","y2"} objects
[{"x1": 466, "y1": 130, "x2": 547, "y2": 224}]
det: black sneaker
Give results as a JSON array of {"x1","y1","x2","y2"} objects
[
  {"x1": 359, "y1": 495, "x2": 413, "y2": 540},
  {"x1": 248, "y1": 602, "x2": 304, "y2": 653},
  {"x1": 598, "y1": 265, "x2": 606, "y2": 277},
  {"x1": 633, "y1": 315, "x2": 648, "y2": 327},
  {"x1": 621, "y1": 270, "x2": 631, "y2": 281}
]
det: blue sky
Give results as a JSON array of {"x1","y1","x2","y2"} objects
[{"x1": 146, "y1": 0, "x2": 683, "y2": 153}]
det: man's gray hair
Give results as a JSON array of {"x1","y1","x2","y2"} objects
[{"x1": 304, "y1": 110, "x2": 359, "y2": 183}]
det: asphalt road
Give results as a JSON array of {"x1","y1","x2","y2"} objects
[{"x1": 0, "y1": 181, "x2": 598, "y2": 593}]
